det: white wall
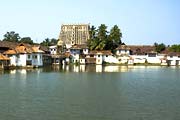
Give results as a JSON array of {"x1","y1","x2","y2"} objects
[
  {"x1": 83, "y1": 48, "x2": 89, "y2": 54},
  {"x1": 96, "y1": 54, "x2": 103, "y2": 64},
  {"x1": 103, "y1": 55, "x2": 119, "y2": 64},
  {"x1": 49, "y1": 46, "x2": 57, "y2": 55},
  {"x1": 32, "y1": 53, "x2": 43, "y2": 66},
  {"x1": 116, "y1": 50, "x2": 130, "y2": 56},
  {"x1": 9, "y1": 55, "x2": 17, "y2": 66},
  {"x1": 17, "y1": 54, "x2": 26, "y2": 66},
  {"x1": 80, "y1": 59, "x2": 86, "y2": 64}
]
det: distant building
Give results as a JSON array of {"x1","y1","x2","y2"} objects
[{"x1": 58, "y1": 24, "x2": 90, "y2": 48}]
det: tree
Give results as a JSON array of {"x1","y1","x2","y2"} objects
[
  {"x1": 108, "y1": 25, "x2": 122, "y2": 52},
  {"x1": 109, "y1": 25, "x2": 122, "y2": 45},
  {"x1": 40, "y1": 38, "x2": 58, "y2": 46},
  {"x1": 19, "y1": 37, "x2": 33, "y2": 44},
  {"x1": 49, "y1": 38, "x2": 58, "y2": 45},
  {"x1": 89, "y1": 25, "x2": 96, "y2": 39},
  {"x1": 95, "y1": 24, "x2": 108, "y2": 50},
  {"x1": 169, "y1": 44, "x2": 180, "y2": 52},
  {"x1": 87, "y1": 24, "x2": 123, "y2": 51},
  {"x1": 3, "y1": 31, "x2": 20, "y2": 42},
  {"x1": 154, "y1": 43, "x2": 166, "y2": 53},
  {"x1": 40, "y1": 38, "x2": 50, "y2": 46}
]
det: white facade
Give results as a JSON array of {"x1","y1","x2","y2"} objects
[
  {"x1": 96, "y1": 54, "x2": 103, "y2": 64},
  {"x1": 116, "y1": 49, "x2": 130, "y2": 56},
  {"x1": 16, "y1": 54, "x2": 27, "y2": 66},
  {"x1": 49, "y1": 46, "x2": 57, "y2": 55},
  {"x1": 8, "y1": 55, "x2": 17, "y2": 66},
  {"x1": 167, "y1": 56, "x2": 180, "y2": 65},
  {"x1": 31, "y1": 53, "x2": 43, "y2": 66},
  {"x1": 83, "y1": 48, "x2": 89, "y2": 54},
  {"x1": 103, "y1": 55, "x2": 119, "y2": 64},
  {"x1": 80, "y1": 58, "x2": 86, "y2": 64}
]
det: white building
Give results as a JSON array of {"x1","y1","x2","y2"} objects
[
  {"x1": 49, "y1": 45, "x2": 57, "y2": 55},
  {"x1": 4, "y1": 44, "x2": 44, "y2": 67}
]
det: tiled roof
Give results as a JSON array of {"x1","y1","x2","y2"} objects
[
  {"x1": 32, "y1": 46, "x2": 44, "y2": 53},
  {"x1": 89, "y1": 50, "x2": 113, "y2": 55},
  {"x1": 0, "y1": 54, "x2": 10, "y2": 60},
  {"x1": 128, "y1": 45, "x2": 155, "y2": 55},
  {"x1": 0, "y1": 41, "x2": 18, "y2": 49},
  {"x1": 161, "y1": 49, "x2": 180, "y2": 56},
  {"x1": 3, "y1": 49, "x2": 17, "y2": 54},
  {"x1": 116, "y1": 45, "x2": 130, "y2": 50},
  {"x1": 64, "y1": 52, "x2": 71, "y2": 57},
  {"x1": 70, "y1": 44, "x2": 88, "y2": 49},
  {"x1": 3, "y1": 43, "x2": 45, "y2": 54}
]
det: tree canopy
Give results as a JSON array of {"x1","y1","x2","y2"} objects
[
  {"x1": 40, "y1": 38, "x2": 58, "y2": 46},
  {"x1": 87, "y1": 24, "x2": 122, "y2": 52},
  {"x1": 169, "y1": 44, "x2": 180, "y2": 52},
  {"x1": 19, "y1": 37, "x2": 34, "y2": 44},
  {"x1": 154, "y1": 42, "x2": 166, "y2": 53},
  {"x1": 3, "y1": 31, "x2": 20, "y2": 42}
]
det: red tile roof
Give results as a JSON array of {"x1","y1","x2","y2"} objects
[
  {"x1": 89, "y1": 50, "x2": 113, "y2": 55},
  {"x1": 0, "y1": 54, "x2": 10, "y2": 60}
]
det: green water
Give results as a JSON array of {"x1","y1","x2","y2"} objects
[{"x1": 0, "y1": 65, "x2": 180, "y2": 120}]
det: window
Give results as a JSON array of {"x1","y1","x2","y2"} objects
[
  {"x1": 33, "y1": 55, "x2": 37, "y2": 59},
  {"x1": 28, "y1": 55, "x2": 31, "y2": 59},
  {"x1": 16, "y1": 54, "x2": 20, "y2": 58}
]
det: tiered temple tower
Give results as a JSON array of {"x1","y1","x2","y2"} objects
[{"x1": 58, "y1": 24, "x2": 90, "y2": 48}]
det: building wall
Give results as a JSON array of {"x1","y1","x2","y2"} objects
[
  {"x1": 49, "y1": 46, "x2": 57, "y2": 55},
  {"x1": 96, "y1": 54, "x2": 103, "y2": 64},
  {"x1": 103, "y1": 55, "x2": 119, "y2": 64},
  {"x1": 59, "y1": 24, "x2": 90, "y2": 46},
  {"x1": 116, "y1": 50, "x2": 130, "y2": 56},
  {"x1": 32, "y1": 53, "x2": 43, "y2": 66},
  {"x1": 17, "y1": 54, "x2": 27, "y2": 66},
  {"x1": 9, "y1": 55, "x2": 17, "y2": 66},
  {"x1": 83, "y1": 48, "x2": 89, "y2": 54}
]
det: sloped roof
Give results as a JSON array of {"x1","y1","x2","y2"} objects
[
  {"x1": 128, "y1": 45, "x2": 155, "y2": 55},
  {"x1": 3, "y1": 43, "x2": 45, "y2": 54},
  {"x1": 0, "y1": 54, "x2": 10, "y2": 60},
  {"x1": 32, "y1": 46, "x2": 44, "y2": 53},
  {"x1": 70, "y1": 44, "x2": 88, "y2": 49},
  {"x1": 3, "y1": 49, "x2": 17, "y2": 54},
  {"x1": 116, "y1": 45, "x2": 130, "y2": 50},
  {"x1": 64, "y1": 52, "x2": 71, "y2": 57},
  {"x1": 89, "y1": 50, "x2": 113, "y2": 55},
  {"x1": 161, "y1": 49, "x2": 180, "y2": 56},
  {"x1": 0, "y1": 41, "x2": 18, "y2": 49}
]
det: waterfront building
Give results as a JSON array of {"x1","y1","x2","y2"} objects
[
  {"x1": 49, "y1": 45, "x2": 57, "y2": 55},
  {"x1": 4, "y1": 43, "x2": 44, "y2": 67},
  {"x1": 58, "y1": 24, "x2": 90, "y2": 48}
]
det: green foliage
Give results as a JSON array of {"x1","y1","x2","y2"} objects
[
  {"x1": 154, "y1": 42, "x2": 166, "y2": 53},
  {"x1": 3, "y1": 31, "x2": 20, "y2": 42},
  {"x1": 40, "y1": 38, "x2": 58, "y2": 46},
  {"x1": 169, "y1": 44, "x2": 180, "y2": 52},
  {"x1": 20, "y1": 37, "x2": 33, "y2": 44},
  {"x1": 87, "y1": 24, "x2": 122, "y2": 52}
]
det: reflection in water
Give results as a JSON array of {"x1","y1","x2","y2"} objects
[
  {"x1": 1, "y1": 66, "x2": 180, "y2": 120},
  {"x1": 96, "y1": 65, "x2": 102, "y2": 72},
  {"x1": 79, "y1": 65, "x2": 85, "y2": 72},
  {"x1": 51, "y1": 65, "x2": 129, "y2": 72}
]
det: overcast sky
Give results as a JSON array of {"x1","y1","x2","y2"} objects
[{"x1": 0, "y1": 0, "x2": 180, "y2": 45}]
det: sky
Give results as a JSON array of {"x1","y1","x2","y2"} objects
[{"x1": 0, "y1": 0, "x2": 180, "y2": 45}]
